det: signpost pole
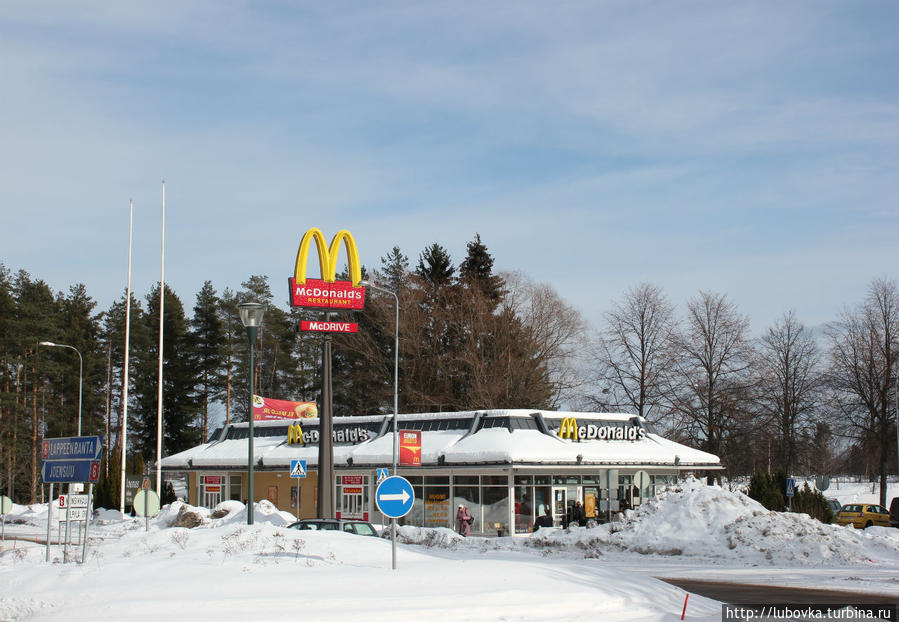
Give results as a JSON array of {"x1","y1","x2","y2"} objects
[
  {"x1": 64, "y1": 490, "x2": 71, "y2": 562},
  {"x1": 81, "y1": 483, "x2": 93, "y2": 563},
  {"x1": 391, "y1": 519, "x2": 397, "y2": 570},
  {"x1": 45, "y1": 484, "x2": 53, "y2": 562}
]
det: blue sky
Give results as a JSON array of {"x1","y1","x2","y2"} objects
[{"x1": 2, "y1": 1, "x2": 897, "y2": 334}]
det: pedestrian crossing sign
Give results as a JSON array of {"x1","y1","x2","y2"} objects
[
  {"x1": 377, "y1": 468, "x2": 389, "y2": 483},
  {"x1": 290, "y1": 460, "x2": 307, "y2": 478}
]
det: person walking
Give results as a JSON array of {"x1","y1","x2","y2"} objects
[{"x1": 456, "y1": 504, "x2": 472, "y2": 536}]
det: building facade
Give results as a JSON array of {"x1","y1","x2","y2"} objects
[{"x1": 161, "y1": 410, "x2": 720, "y2": 535}]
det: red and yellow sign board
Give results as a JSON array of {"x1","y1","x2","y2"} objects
[
  {"x1": 290, "y1": 278, "x2": 365, "y2": 310},
  {"x1": 290, "y1": 228, "x2": 365, "y2": 310},
  {"x1": 252, "y1": 395, "x2": 318, "y2": 421},
  {"x1": 399, "y1": 430, "x2": 422, "y2": 466},
  {"x1": 299, "y1": 320, "x2": 359, "y2": 333}
]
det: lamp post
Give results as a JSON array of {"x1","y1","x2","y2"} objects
[
  {"x1": 359, "y1": 279, "x2": 400, "y2": 570},
  {"x1": 238, "y1": 302, "x2": 265, "y2": 525},
  {"x1": 38, "y1": 342, "x2": 82, "y2": 435},
  {"x1": 359, "y1": 280, "x2": 399, "y2": 474}
]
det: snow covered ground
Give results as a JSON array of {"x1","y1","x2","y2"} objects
[{"x1": 1, "y1": 477, "x2": 897, "y2": 622}]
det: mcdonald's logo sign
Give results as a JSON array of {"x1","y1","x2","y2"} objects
[
  {"x1": 287, "y1": 423, "x2": 305, "y2": 445},
  {"x1": 289, "y1": 227, "x2": 366, "y2": 310},
  {"x1": 555, "y1": 418, "x2": 647, "y2": 442},
  {"x1": 557, "y1": 417, "x2": 580, "y2": 441}
]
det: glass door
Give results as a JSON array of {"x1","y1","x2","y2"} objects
[{"x1": 552, "y1": 487, "x2": 567, "y2": 527}]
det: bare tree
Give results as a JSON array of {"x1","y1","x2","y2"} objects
[
  {"x1": 588, "y1": 283, "x2": 678, "y2": 426},
  {"x1": 756, "y1": 310, "x2": 822, "y2": 474},
  {"x1": 826, "y1": 278, "x2": 899, "y2": 507},
  {"x1": 670, "y1": 291, "x2": 754, "y2": 480},
  {"x1": 501, "y1": 272, "x2": 586, "y2": 408}
]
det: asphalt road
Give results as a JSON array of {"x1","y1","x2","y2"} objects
[{"x1": 660, "y1": 578, "x2": 898, "y2": 605}]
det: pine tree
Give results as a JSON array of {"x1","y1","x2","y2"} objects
[
  {"x1": 459, "y1": 234, "x2": 505, "y2": 304},
  {"x1": 190, "y1": 281, "x2": 225, "y2": 441},
  {"x1": 380, "y1": 246, "x2": 409, "y2": 292},
  {"x1": 415, "y1": 243, "x2": 455, "y2": 287},
  {"x1": 131, "y1": 284, "x2": 199, "y2": 461}
]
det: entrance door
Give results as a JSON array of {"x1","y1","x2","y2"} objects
[
  {"x1": 202, "y1": 487, "x2": 222, "y2": 508},
  {"x1": 552, "y1": 487, "x2": 567, "y2": 527}
]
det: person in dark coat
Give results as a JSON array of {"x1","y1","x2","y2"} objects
[
  {"x1": 532, "y1": 507, "x2": 554, "y2": 532},
  {"x1": 572, "y1": 501, "x2": 586, "y2": 527}
]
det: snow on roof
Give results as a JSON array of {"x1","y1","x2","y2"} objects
[{"x1": 160, "y1": 410, "x2": 720, "y2": 470}]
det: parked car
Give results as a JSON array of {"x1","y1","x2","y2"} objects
[
  {"x1": 827, "y1": 498, "x2": 842, "y2": 515},
  {"x1": 287, "y1": 518, "x2": 380, "y2": 537},
  {"x1": 889, "y1": 497, "x2": 899, "y2": 528},
  {"x1": 834, "y1": 504, "x2": 891, "y2": 528}
]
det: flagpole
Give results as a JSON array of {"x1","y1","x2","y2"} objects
[
  {"x1": 119, "y1": 200, "x2": 134, "y2": 515},
  {"x1": 156, "y1": 181, "x2": 165, "y2": 496}
]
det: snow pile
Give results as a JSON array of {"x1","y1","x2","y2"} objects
[{"x1": 524, "y1": 477, "x2": 899, "y2": 566}]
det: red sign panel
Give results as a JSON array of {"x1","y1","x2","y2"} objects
[
  {"x1": 342, "y1": 476, "x2": 363, "y2": 485},
  {"x1": 202, "y1": 476, "x2": 222, "y2": 485},
  {"x1": 289, "y1": 278, "x2": 365, "y2": 310},
  {"x1": 300, "y1": 320, "x2": 359, "y2": 333},
  {"x1": 399, "y1": 430, "x2": 422, "y2": 466}
]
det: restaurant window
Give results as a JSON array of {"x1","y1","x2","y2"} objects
[
  {"x1": 452, "y1": 479, "x2": 480, "y2": 534},
  {"x1": 424, "y1": 476, "x2": 450, "y2": 528},
  {"x1": 514, "y1": 484, "x2": 533, "y2": 534},
  {"x1": 482, "y1": 484, "x2": 509, "y2": 536},
  {"x1": 228, "y1": 475, "x2": 242, "y2": 502}
]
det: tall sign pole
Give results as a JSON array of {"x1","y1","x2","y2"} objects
[{"x1": 318, "y1": 320, "x2": 334, "y2": 518}]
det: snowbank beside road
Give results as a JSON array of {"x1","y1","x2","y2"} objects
[{"x1": 524, "y1": 478, "x2": 899, "y2": 566}]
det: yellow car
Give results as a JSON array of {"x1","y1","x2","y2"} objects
[{"x1": 834, "y1": 504, "x2": 891, "y2": 528}]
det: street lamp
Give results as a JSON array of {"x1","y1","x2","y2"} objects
[
  {"x1": 38, "y1": 342, "x2": 82, "y2": 435},
  {"x1": 238, "y1": 302, "x2": 265, "y2": 525},
  {"x1": 359, "y1": 279, "x2": 400, "y2": 570},
  {"x1": 358, "y1": 280, "x2": 399, "y2": 474}
]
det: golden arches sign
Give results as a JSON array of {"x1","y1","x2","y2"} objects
[
  {"x1": 290, "y1": 227, "x2": 365, "y2": 310},
  {"x1": 294, "y1": 227, "x2": 362, "y2": 286}
]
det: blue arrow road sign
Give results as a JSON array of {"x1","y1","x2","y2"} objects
[
  {"x1": 41, "y1": 436, "x2": 103, "y2": 461},
  {"x1": 290, "y1": 460, "x2": 307, "y2": 478},
  {"x1": 41, "y1": 460, "x2": 100, "y2": 483},
  {"x1": 376, "y1": 476, "x2": 414, "y2": 519}
]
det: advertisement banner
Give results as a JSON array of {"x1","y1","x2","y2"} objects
[
  {"x1": 289, "y1": 278, "x2": 365, "y2": 310},
  {"x1": 399, "y1": 430, "x2": 422, "y2": 466},
  {"x1": 252, "y1": 395, "x2": 318, "y2": 421}
]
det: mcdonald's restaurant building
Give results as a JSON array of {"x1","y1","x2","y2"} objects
[{"x1": 160, "y1": 410, "x2": 720, "y2": 536}]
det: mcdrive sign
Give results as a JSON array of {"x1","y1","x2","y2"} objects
[{"x1": 289, "y1": 228, "x2": 366, "y2": 310}]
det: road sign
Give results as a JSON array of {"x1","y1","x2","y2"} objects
[
  {"x1": 375, "y1": 476, "x2": 414, "y2": 519},
  {"x1": 0, "y1": 496, "x2": 12, "y2": 514},
  {"x1": 785, "y1": 477, "x2": 796, "y2": 498},
  {"x1": 133, "y1": 490, "x2": 160, "y2": 517},
  {"x1": 69, "y1": 494, "x2": 89, "y2": 509},
  {"x1": 290, "y1": 460, "x2": 307, "y2": 478},
  {"x1": 41, "y1": 436, "x2": 102, "y2": 461},
  {"x1": 67, "y1": 508, "x2": 87, "y2": 522},
  {"x1": 41, "y1": 460, "x2": 100, "y2": 483},
  {"x1": 376, "y1": 468, "x2": 389, "y2": 484}
]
